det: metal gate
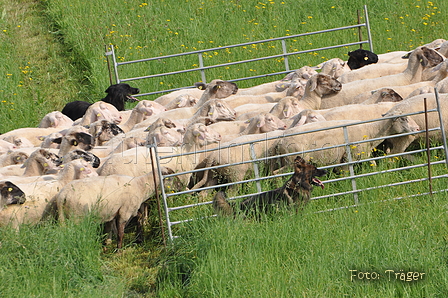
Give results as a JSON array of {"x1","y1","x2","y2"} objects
[
  {"x1": 151, "y1": 92, "x2": 448, "y2": 241},
  {"x1": 105, "y1": 6, "x2": 373, "y2": 98}
]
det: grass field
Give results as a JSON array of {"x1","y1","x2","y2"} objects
[{"x1": 0, "y1": 0, "x2": 447, "y2": 297}]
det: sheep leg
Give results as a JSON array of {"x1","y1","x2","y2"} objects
[
  {"x1": 190, "y1": 168, "x2": 210, "y2": 190},
  {"x1": 116, "y1": 216, "x2": 127, "y2": 250},
  {"x1": 103, "y1": 221, "x2": 115, "y2": 246},
  {"x1": 135, "y1": 205, "x2": 145, "y2": 244}
]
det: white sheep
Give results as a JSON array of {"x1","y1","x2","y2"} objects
[
  {"x1": 377, "y1": 51, "x2": 409, "y2": 64},
  {"x1": 88, "y1": 120, "x2": 125, "y2": 146},
  {"x1": 0, "y1": 139, "x2": 16, "y2": 154},
  {"x1": 98, "y1": 123, "x2": 221, "y2": 185},
  {"x1": 134, "y1": 98, "x2": 236, "y2": 130},
  {"x1": 146, "y1": 126, "x2": 184, "y2": 147},
  {"x1": 77, "y1": 101, "x2": 123, "y2": 126},
  {"x1": 339, "y1": 61, "x2": 408, "y2": 84},
  {"x1": 234, "y1": 103, "x2": 277, "y2": 118},
  {"x1": 220, "y1": 112, "x2": 287, "y2": 143},
  {"x1": 234, "y1": 65, "x2": 317, "y2": 96},
  {"x1": 55, "y1": 169, "x2": 160, "y2": 249},
  {"x1": 189, "y1": 129, "x2": 289, "y2": 190},
  {"x1": 270, "y1": 73, "x2": 342, "y2": 119},
  {"x1": 0, "y1": 151, "x2": 29, "y2": 167},
  {"x1": 269, "y1": 115, "x2": 419, "y2": 171},
  {"x1": 116, "y1": 100, "x2": 166, "y2": 133},
  {"x1": 154, "y1": 88, "x2": 204, "y2": 107},
  {"x1": 54, "y1": 126, "x2": 94, "y2": 156},
  {"x1": 0, "y1": 127, "x2": 62, "y2": 147},
  {"x1": 359, "y1": 88, "x2": 404, "y2": 105},
  {"x1": 288, "y1": 109, "x2": 327, "y2": 128},
  {"x1": 38, "y1": 111, "x2": 74, "y2": 128},
  {"x1": 318, "y1": 58, "x2": 351, "y2": 79},
  {"x1": 164, "y1": 94, "x2": 198, "y2": 110},
  {"x1": 321, "y1": 46, "x2": 444, "y2": 108},
  {"x1": 0, "y1": 159, "x2": 98, "y2": 229},
  {"x1": 322, "y1": 102, "x2": 398, "y2": 121},
  {"x1": 0, "y1": 148, "x2": 59, "y2": 177},
  {"x1": 40, "y1": 132, "x2": 64, "y2": 149},
  {"x1": 382, "y1": 92, "x2": 448, "y2": 144}
]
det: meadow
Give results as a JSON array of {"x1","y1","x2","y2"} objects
[{"x1": 0, "y1": 0, "x2": 447, "y2": 297}]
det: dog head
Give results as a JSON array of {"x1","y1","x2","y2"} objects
[
  {"x1": 103, "y1": 83, "x2": 140, "y2": 111},
  {"x1": 286, "y1": 156, "x2": 327, "y2": 193}
]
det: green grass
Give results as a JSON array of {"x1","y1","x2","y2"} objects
[
  {"x1": 156, "y1": 193, "x2": 448, "y2": 297},
  {"x1": 1, "y1": 0, "x2": 448, "y2": 296}
]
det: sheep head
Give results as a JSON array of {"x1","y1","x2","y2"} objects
[
  {"x1": 307, "y1": 74, "x2": 342, "y2": 97},
  {"x1": 195, "y1": 80, "x2": 238, "y2": 100},
  {"x1": 292, "y1": 109, "x2": 326, "y2": 127},
  {"x1": 39, "y1": 111, "x2": 73, "y2": 128},
  {"x1": 185, "y1": 123, "x2": 221, "y2": 148},
  {"x1": 202, "y1": 99, "x2": 236, "y2": 121},
  {"x1": 89, "y1": 120, "x2": 124, "y2": 145},
  {"x1": 147, "y1": 126, "x2": 183, "y2": 147},
  {"x1": 0, "y1": 181, "x2": 26, "y2": 208},
  {"x1": 249, "y1": 113, "x2": 287, "y2": 132}
]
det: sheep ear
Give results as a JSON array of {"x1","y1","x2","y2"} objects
[
  {"x1": 308, "y1": 76, "x2": 318, "y2": 92},
  {"x1": 257, "y1": 117, "x2": 266, "y2": 128},
  {"x1": 401, "y1": 51, "x2": 412, "y2": 59},
  {"x1": 208, "y1": 105, "x2": 216, "y2": 120},
  {"x1": 194, "y1": 82, "x2": 207, "y2": 90},
  {"x1": 52, "y1": 137, "x2": 62, "y2": 144},
  {"x1": 295, "y1": 115, "x2": 308, "y2": 127}
]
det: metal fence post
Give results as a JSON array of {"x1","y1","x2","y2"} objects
[
  {"x1": 434, "y1": 88, "x2": 448, "y2": 168},
  {"x1": 343, "y1": 126, "x2": 359, "y2": 205},
  {"x1": 281, "y1": 39, "x2": 290, "y2": 72},
  {"x1": 363, "y1": 5, "x2": 374, "y2": 53},
  {"x1": 198, "y1": 52, "x2": 207, "y2": 83},
  {"x1": 150, "y1": 140, "x2": 174, "y2": 243},
  {"x1": 250, "y1": 143, "x2": 262, "y2": 193},
  {"x1": 105, "y1": 45, "x2": 120, "y2": 84}
]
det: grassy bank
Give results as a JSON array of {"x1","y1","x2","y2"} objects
[
  {"x1": 0, "y1": 0, "x2": 447, "y2": 297},
  {"x1": 1, "y1": 0, "x2": 447, "y2": 133}
]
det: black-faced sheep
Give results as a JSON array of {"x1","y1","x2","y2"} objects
[
  {"x1": 0, "y1": 181, "x2": 26, "y2": 210},
  {"x1": 347, "y1": 48, "x2": 379, "y2": 70}
]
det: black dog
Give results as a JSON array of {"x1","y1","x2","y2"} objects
[
  {"x1": 101, "y1": 83, "x2": 140, "y2": 111},
  {"x1": 61, "y1": 83, "x2": 140, "y2": 121},
  {"x1": 347, "y1": 49, "x2": 378, "y2": 70},
  {"x1": 213, "y1": 156, "x2": 327, "y2": 216}
]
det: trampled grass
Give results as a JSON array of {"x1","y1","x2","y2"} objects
[{"x1": 0, "y1": 0, "x2": 447, "y2": 297}]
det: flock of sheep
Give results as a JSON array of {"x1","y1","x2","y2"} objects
[{"x1": 1, "y1": 38, "x2": 448, "y2": 248}]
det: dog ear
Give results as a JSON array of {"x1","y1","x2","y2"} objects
[
  {"x1": 105, "y1": 84, "x2": 118, "y2": 93},
  {"x1": 294, "y1": 156, "x2": 306, "y2": 165}
]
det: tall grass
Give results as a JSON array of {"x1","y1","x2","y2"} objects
[
  {"x1": 0, "y1": 215, "x2": 126, "y2": 297},
  {"x1": 157, "y1": 193, "x2": 448, "y2": 297},
  {"x1": 0, "y1": 0, "x2": 447, "y2": 296},
  {"x1": 1, "y1": 0, "x2": 447, "y2": 132}
]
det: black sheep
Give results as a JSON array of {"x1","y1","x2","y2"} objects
[{"x1": 347, "y1": 49, "x2": 378, "y2": 70}]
